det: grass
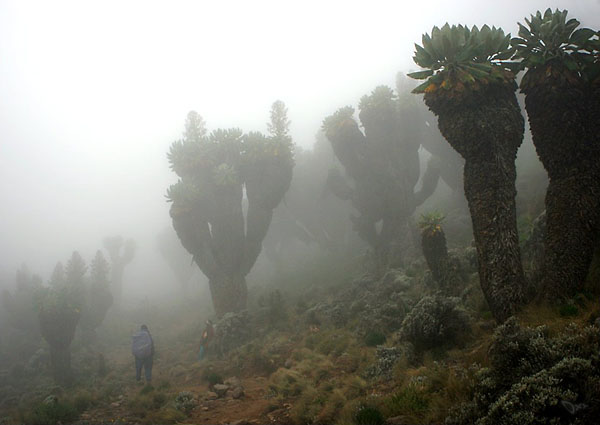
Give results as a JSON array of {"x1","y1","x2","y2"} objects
[{"x1": 22, "y1": 400, "x2": 79, "y2": 425}]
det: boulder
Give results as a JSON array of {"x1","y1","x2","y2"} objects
[{"x1": 213, "y1": 384, "x2": 229, "y2": 397}]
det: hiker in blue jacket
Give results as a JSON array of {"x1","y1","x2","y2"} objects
[{"x1": 132, "y1": 324, "x2": 154, "y2": 383}]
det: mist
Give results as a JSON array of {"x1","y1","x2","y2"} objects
[{"x1": 1, "y1": 1, "x2": 599, "y2": 424}]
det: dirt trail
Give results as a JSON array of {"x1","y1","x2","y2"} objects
[{"x1": 79, "y1": 358, "x2": 288, "y2": 425}]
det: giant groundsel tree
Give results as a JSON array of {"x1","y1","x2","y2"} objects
[
  {"x1": 167, "y1": 102, "x2": 294, "y2": 316},
  {"x1": 38, "y1": 251, "x2": 85, "y2": 385},
  {"x1": 511, "y1": 9, "x2": 600, "y2": 298},
  {"x1": 103, "y1": 236, "x2": 135, "y2": 307},
  {"x1": 408, "y1": 24, "x2": 526, "y2": 322},
  {"x1": 322, "y1": 86, "x2": 440, "y2": 267}
]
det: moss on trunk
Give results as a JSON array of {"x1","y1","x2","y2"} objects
[
  {"x1": 424, "y1": 83, "x2": 525, "y2": 322},
  {"x1": 209, "y1": 273, "x2": 248, "y2": 318},
  {"x1": 522, "y1": 64, "x2": 600, "y2": 299}
]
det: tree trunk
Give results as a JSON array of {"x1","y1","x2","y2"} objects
[
  {"x1": 49, "y1": 344, "x2": 72, "y2": 386},
  {"x1": 463, "y1": 156, "x2": 525, "y2": 321},
  {"x1": 522, "y1": 65, "x2": 600, "y2": 298},
  {"x1": 209, "y1": 273, "x2": 247, "y2": 317},
  {"x1": 422, "y1": 230, "x2": 449, "y2": 283},
  {"x1": 425, "y1": 83, "x2": 525, "y2": 322},
  {"x1": 540, "y1": 174, "x2": 600, "y2": 297}
]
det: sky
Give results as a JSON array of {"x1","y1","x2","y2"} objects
[{"x1": 1, "y1": 0, "x2": 599, "y2": 299}]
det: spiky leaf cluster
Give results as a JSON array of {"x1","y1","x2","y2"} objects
[
  {"x1": 418, "y1": 211, "x2": 445, "y2": 236},
  {"x1": 242, "y1": 131, "x2": 293, "y2": 167},
  {"x1": 408, "y1": 24, "x2": 517, "y2": 94},
  {"x1": 358, "y1": 85, "x2": 397, "y2": 112},
  {"x1": 321, "y1": 106, "x2": 355, "y2": 134},
  {"x1": 511, "y1": 8, "x2": 600, "y2": 83}
]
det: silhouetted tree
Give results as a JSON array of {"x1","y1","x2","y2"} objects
[
  {"x1": 409, "y1": 24, "x2": 525, "y2": 322},
  {"x1": 157, "y1": 227, "x2": 195, "y2": 297},
  {"x1": 2, "y1": 264, "x2": 42, "y2": 339},
  {"x1": 167, "y1": 103, "x2": 294, "y2": 316},
  {"x1": 103, "y1": 236, "x2": 135, "y2": 307},
  {"x1": 323, "y1": 86, "x2": 440, "y2": 267},
  {"x1": 38, "y1": 252, "x2": 85, "y2": 385},
  {"x1": 80, "y1": 250, "x2": 113, "y2": 344}
]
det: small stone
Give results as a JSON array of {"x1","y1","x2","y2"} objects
[
  {"x1": 231, "y1": 386, "x2": 244, "y2": 399},
  {"x1": 110, "y1": 402, "x2": 120, "y2": 408},
  {"x1": 205, "y1": 391, "x2": 218, "y2": 400},
  {"x1": 202, "y1": 406, "x2": 209, "y2": 411},
  {"x1": 385, "y1": 415, "x2": 412, "y2": 425}
]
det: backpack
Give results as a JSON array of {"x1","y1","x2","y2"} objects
[{"x1": 132, "y1": 331, "x2": 152, "y2": 358}]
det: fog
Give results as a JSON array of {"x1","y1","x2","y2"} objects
[{"x1": 1, "y1": 0, "x2": 599, "y2": 299}]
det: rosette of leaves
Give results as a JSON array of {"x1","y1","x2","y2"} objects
[
  {"x1": 408, "y1": 23, "x2": 525, "y2": 323},
  {"x1": 511, "y1": 9, "x2": 599, "y2": 86},
  {"x1": 509, "y1": 9, "x2": 600, "y2": 299},
  {"x1": 408, "y1": 24, "x2": 518, "y2": 97}
]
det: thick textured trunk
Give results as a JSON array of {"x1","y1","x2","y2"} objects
[
  {"x1": 422, "y1": 230, "x2": 449, "y2": 284},
  {"x1": 463, "y1": 157, "x2": 524, "y2": 321},
  {"x1": 523, "y1": 66, "x2": 600, "y2": 298},
  {"x1": 49, "y1": 344, "x2": 72, "y2": 386},
  {"x1": 541, "y1": 174, "x2": 600, "y2": 297},
  {"x1": 425, "y1": 83, "x2": 525, "y2": 322},
  {"x1": 209, "y1": 273, "x2": 247, "y2": 317}
]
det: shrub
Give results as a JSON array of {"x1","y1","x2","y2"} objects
[
  {"x1": 25, "y1": 398, "x2": 78, "y2": 425},
  {"x1": 203, "y1": 371, "x2": 223, "y2": 388},
  {"x1": 140, "y1": 384, "x2": 154, "y2": 395},
  {"x1": 354, "y1": 405, "x2": 385, "y2": 425},
  {"x1": 559, "y1": 303, "x2": 578, "y2": 317},
  {"x1": 385, "y1": 385, "x2": 429, "y2": 417},
  {"x1": 364, "y1": 331, "x2": 386, "y2": 347},
  {"x1": 174, "y1": 391, "x2": 196, "y2": 414},
  {"x1": 399, "y1": 295, "x2": 470, "y2": 350},
  {"x1": 446, "y1": 318, "x2": 600, "y2": 425},
  {"x1": 73, "y1": 391, "x2": 93, "y2": 412}
]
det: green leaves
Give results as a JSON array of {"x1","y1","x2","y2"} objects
[
  {"x1": 512, "y1": 8, "x2": 599, "y2": 81},
  {"x1": 406, "y1": 70, "x2": 433, "y2": 80},
  {"x1": 409, "y1": 23, "x2": 516, "y2": 94}
]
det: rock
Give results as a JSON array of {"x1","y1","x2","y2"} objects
[
  {"x1": 213, "y1": 384, "x2": 229, "y2": 397},
  {"x1": 202, "y1": 406, "x2": 209, "y2": 411},
  {"x1": 205, "y1": 391, "x2": 218, "y2": 400},
  {"x1": 231, "y1": 386, "x2": 244, "y2": 399},
  {"x1": 110, "y1": 402, "x2": 120, "y2": 408},
  {"x1": 224, "y1": 376, "x2": 241, "y2": 388},
  {"x1": 284, "y1": 359, "x2": 293, "y2": 368},
  {"x1": 385, "y1": 415, "x2": 412, "y2": 425}
]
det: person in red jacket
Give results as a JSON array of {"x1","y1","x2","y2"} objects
[{"x1": 198, "y1": 319, "x2": 214, "y2": 360}]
